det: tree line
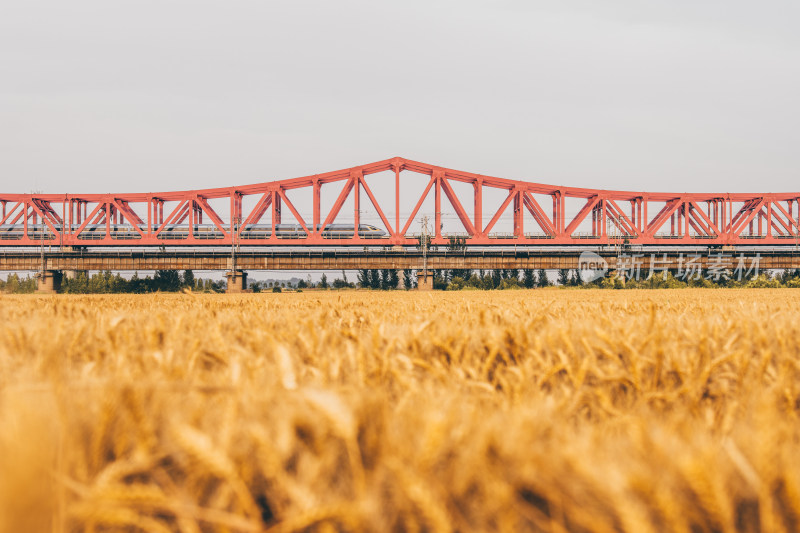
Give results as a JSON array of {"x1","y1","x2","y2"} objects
[
  {"x1": 349, "y1": 267, "x2": 800, "y2": 291},
  {"x1": 0, "y1": 270, "x2": 224, "y2": 294},
  {"x1": 2, "y1": 267, "x2": 799, "y2": 294}
]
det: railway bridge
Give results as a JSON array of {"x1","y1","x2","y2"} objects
[{"x1": 2, "y1": 157, "x2": 800, "y2": 292}]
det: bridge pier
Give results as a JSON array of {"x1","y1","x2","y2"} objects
[
  {"x1": 417, "y1": 270, "x2": 433, "y2": 291},
  {"x1": 225, "y1": 270, "x2": 248, "y2": 293},
  {"x1": 35, "y1": 270, "x2": 62, "y2": 294}
]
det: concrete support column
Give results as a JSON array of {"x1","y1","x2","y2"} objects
[
  {"x1": 416, "y1": 270, "x2": 433, "y2": 291},
  {"x1": 35, "y1": 270, "x2": 62, "y2": 294},
  {"x1": 225, "y1": 270, "x2": 247, "y2": 293}
]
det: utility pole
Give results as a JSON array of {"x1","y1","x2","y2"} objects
[
  {"x1": 606, "y1": 212, "x2": 621, "y2": 256},
  {"x1": 40, "y1": 229, "x2": 45, "y2": 279},
  {"x1": 231, "y1": 215, "x2": 240, "y2": 271},
  {"x1": 421, "y1": 215, "x2": 430, "y2": 288}
]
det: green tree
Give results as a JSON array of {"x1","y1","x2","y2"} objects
[
  {"x1": 111, "y1": 273, "x2": 128, "y2": 293},
  {"x1": 369, "y1": 270, "x2": 381, "y2": 289},
  {"x1": 380, "y1": 269, "x2": 391, "y2": 290},
  {"x1": 332, "y1": 278, "x2": 352, "y2": 289},
  {"x1": 446, "y1": 276, "x2": 466, "y2": 290},
  {"x1": 5, "y1": 273, "x2": 20, "y2": 293},
  {"x1": 357, "y1": 269, "x2": 370, "y2": 288},
  {"x1": 87, "y1": 272, "x2": 107, "y2": 293},
  {"x1": 523, "y1": 269, "x2": 536, "y2": 288},
  {"x1": 128, "y1": 272, "x2": 145, "y2": 293},
  {"x1": 154, "y1": 270, "x2": 181, "y2": 291},
  {"x1": 537, "y1": 269, "x2": 550, "y2": 287},
  {"x1": 319, "y1": 273, "x2": 328, "y2": 289},
  {"x1": 182, "y1": 270, "x2": 195, "y2": 289},
  {"x1": 491, "y1": 269, "x2": 502, "y2": 289},
  {"x1": 403, "y1": 269, "x2": 413, "y2": 290}
]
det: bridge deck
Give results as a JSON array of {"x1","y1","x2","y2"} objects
[{"x1": 2, "y1": 249, "x2": 799, "y2": 271}]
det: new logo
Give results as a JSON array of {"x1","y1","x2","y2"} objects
[{"x1": 578, "y1": 251, "x2": 608, "y2": 283}]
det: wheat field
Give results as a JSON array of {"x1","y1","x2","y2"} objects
[{"x1": 1, "y1": 289, "x2": 799, "y2": 532}]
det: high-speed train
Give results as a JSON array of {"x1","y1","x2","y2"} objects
[{"x1": 0, "y1": 223, "x2": 387, "y2": 240}]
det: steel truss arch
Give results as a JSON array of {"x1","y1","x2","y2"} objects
[{"x1": 2, "y1": 156, "x2": 799, "y2": 247}]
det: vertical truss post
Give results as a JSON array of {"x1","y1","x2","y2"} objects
[
  {"x1": 767, "y1": 199, "x2": 772, "y2": 237},
  {"x1": 630, "y1": 199, "x2": 636, "y2": 229},
  {"x1": 434, "y1": 170, "x2": 442, "y2": 240},
  {"x1": 638, "y1": 198, "x2": 643, "y2": 232},
  {"x1": 353, "y1": 174, "x2": 360, "y2": 237},
  {"x1": 187, "y1": 199, "x2": 194, "y2": 241},
  {"x1": 513, "y1": 189, "x2": 522, "y2": 237},
  {"x1": 757, "y1": 210, "x2": 762, "y2": 236},
  {"x1": 728, "y1": 198, "x2": 733, "y2": 235},
  {"x1": 555, "y1": 191, "x2": 564, "y2": 234},
  {"x1": 313, "y1": 178, "x2": 320, "y2": 235},
  {"x1": 105, "y1": 201, "x2": 111, "y2": 239},
  {"x1": 270, "y1": 190, "x2": 278, "y2": 242},
  {"x1": 789, "y1": 200, "x2": 793, "y2": 229},
  {"x1": 600, "y1": 199, "x2": 607, "y2": 237},
  {"x1": 643, "y1": 197, "x2": 648, "y2": 234},
  {"x1": 393, "y1": 162, "x2": 401, "y2": 238},
  {"x1": 681, "y1": 203, "x2": 686, "y2": 236},
  {"x1": 474, "y1": 179, "x2": 483, "y2": 237},
  {"x1": 229, "y1": 192, "x2": 235, "y2": 244}
]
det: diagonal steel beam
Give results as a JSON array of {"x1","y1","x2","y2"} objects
[
  {"x1": 482, "y1": 189, "x2": 515, "y2": 235},
  {"x1": 359, "y1": 176, "x2": 395, "y2": 236},
  {"x1": 400, "y1": 175, "x2": 436, "y2": 236},
  {"x1": 439, "y1": 176, "x2": 476, "y2": 235},
  {"x1": 277, "y1": 188, "x2": 310, "y2": 234},
  {"x1": 522, "y1": 192, "x2": 556, "y2": 235},
  {"x1": 564, "y1": 195, "x2": 601, "y2": 236}
]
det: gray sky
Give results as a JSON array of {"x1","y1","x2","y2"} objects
[{"x1": 2, "y1": 0, "x2": 799, "y2": 198}]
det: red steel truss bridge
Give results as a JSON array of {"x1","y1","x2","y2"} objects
[{"x1": 3, "y1": 156, "x2": 800, "y2": 248}]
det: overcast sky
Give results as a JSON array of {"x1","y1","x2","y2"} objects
[{"x1": 2, "y1": 0, "x2": 799, "y2": 197}]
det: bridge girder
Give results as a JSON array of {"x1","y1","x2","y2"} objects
[{"x1": 2, "y1": 250, "x2": 800, "y2": 272}]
